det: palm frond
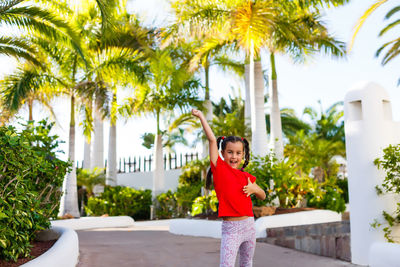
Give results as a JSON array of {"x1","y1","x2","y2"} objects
[{"x1": 350, "y1": 0, "x2": 388, "y2": 51}]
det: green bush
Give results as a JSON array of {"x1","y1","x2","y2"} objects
[
  {"x1": 85, "y1": 186, "x2": 152, "y2": 220},
  {"x1": 156, "y1": 190, "x2": 177, "y2": 219},
  {"x1": 174, "y1": 159, "x2": 205, "y2": 216},
  {"x1": 306, "y1": 178, "x2": 346, "y2": 213},
  {"x1": 373, "y1": 144, "x2": 400, "y2": 242},
  {"x1": 0, "y1": 120, "x2": 70, "y2": 261},
  {"x1": 246, "y1": 154, "x2": 346, "y2": 212},
  {"x1": 246, "y1": 155, "x2": 314, "y2": 207},
  {"x1": 191, "y1": 190, "x2": 218, "y2": 216}
]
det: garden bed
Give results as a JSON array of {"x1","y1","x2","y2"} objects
[{"x1": 0, "y1": 240, "x2": 56, "y2": 267}]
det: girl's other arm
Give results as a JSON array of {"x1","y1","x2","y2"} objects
[
  {"x1": 243, "y1": 178, "x2": 266, "y2": 200},
  {"x1": 191, "y1": 109, "x2": 218, "y2": 166}
]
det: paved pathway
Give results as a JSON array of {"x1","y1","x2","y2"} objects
[{"x1": 76, "y1": 224, "x2": 359, "y2": 267}]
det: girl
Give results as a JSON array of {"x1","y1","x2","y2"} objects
[{"x1": 192, "y1": 109, "x2": 266, "y2": 267}]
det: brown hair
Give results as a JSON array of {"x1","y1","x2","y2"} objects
[{"x1": 205, "y1": 136, "x2": 250, "y2": 189}]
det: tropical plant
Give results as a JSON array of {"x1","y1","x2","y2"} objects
[
  {"x1": 191, "y1": 190, "x2": 218, "y2": 216},
  {"x1": 285, "y1": 131, "x2": 345, "y2": 182},
  {"x1": 303, "y1": 101, "x2": 345, "y2": 144},
  {"x1": 211, "y1": 94, "x2": 250, "y2": 138},
  {"x1": 76, "y1": 167, "x2": 106, "y2": 198}
]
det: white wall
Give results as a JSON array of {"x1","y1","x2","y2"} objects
[
  {"x1": 117, "y1": 169, "x2": 182, "y2": 192},
  {"x1": 344, "y1": 82, "x2": 400, "y2": 266}
]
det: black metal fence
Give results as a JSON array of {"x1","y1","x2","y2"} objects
[{"x1": 76, "y1": 152, "x2": 199, "y2": 173}]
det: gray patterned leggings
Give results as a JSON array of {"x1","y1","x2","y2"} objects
[{"x1": 220, "y1": 217, "x2": 256, "y2": 267}]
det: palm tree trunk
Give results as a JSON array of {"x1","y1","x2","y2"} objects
[
  {"x1": 249, "y1": 42, "x2": 268, "y2": 157},
  {"x1": 202, "y1": 64, "x2": 212, "y2": 196},
  {"x1": 83, "y1": 101, "x2": 92, "y2": 169},
  {"x1": 106, "y1": 91, "x2": 117, "y2": 186},
  {"x1": 91, "y1": 101, "x2": 104, "y2": 195},
  {"x1": 203, "y1": 64, "x2": 213, "y2": 159},
  {"x1": 153, "y1": 110, "x2": 164, "y2": 198},
  {"x1": 28, "y1": 99, "x2": 33, "y2": 121},
  {"x1": 58, "y1": 95, "x2": 80, "y2": 218},
  {"x1": 244, "y1": 64, "x2": 251, "y2": 135},
  {"x1": 91, "y1": 103, "x2": 104, "y2": 169},
  {"x1": 83, "y1": 136, "x2": 91, "y2": 169},
  {"x1": 269, "y1": 53, "x2": 284, "y2": 161}
]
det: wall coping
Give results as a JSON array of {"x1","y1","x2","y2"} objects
[
  {"x1": 51, "y1": 216, "x2": 135, "y2": 230},
  {"x1": 170, "y1": 210, "x2": 342, "y2": 239},
  {"x1": 20, "y1": 226, "x2": 79, "y2": 267}
]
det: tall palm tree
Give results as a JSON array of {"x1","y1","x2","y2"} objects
[
  {"x1": 265, "y1": 1, "x2": 347, "y2": 160},
  {"x1": 172, "y1": 0, "x2": 347, "y2": 160},
  {"x1": 79, "y1": 9, "x2": 150, "y2": 185},
  {"x1": 172, "y1": 0, "x2": 279, "y2": 156},
  {"x1": 0, "y1": 0, "x2": 125, "y2": 218},
  {"x1": 123, "y1": 46, "x2": 201, "y2": 198}
]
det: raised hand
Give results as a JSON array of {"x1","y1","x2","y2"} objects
[{"x1": 191, "y1": 108, "x2": 203, "y2": 118}]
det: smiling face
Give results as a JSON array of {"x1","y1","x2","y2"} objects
[{"x1": 221, "y1": 141, "x2": 244, "y2": 169}]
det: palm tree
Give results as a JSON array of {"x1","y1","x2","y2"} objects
[
  {"x1": 0, "y1": 62, "x2": 59, "y2": 122},
  {"x1": 286, "y1": 101, "x2": 346, "y2": 181},
  {"x1": 172, "y1": 0, "x2": 347, "y2": 160},
  {"x1": 303, "y1": 101, "x2": 345, "y2": 144},
  {"x1": 351, "y1": 1, "x2": 400, "y2": 84},
  {"x1": 265, "y1": 1, "x2": 347, "y2": 161},
  {"x1": 265, "y1": 108, "x2": 311, "y2": 139},
  {"x1": 79, "y1": 9, "x2": 150, "y2": 185},
  {"x1": 122, "y1": 46, "x2": 201, "y2": 199},
  {"x1": 171, "y1": 0, "x2": 281, "y2": 157},
  {"x1": 0, "y1": 0, "x2": 81, "y2": 66},
  {"x1": 0, "y1": 0, "x2": 127, "y2": 218}
]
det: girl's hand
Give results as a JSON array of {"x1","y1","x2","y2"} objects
[
  {"x1": 243, "y1": 178, "x2": 258, "y2": 197},
  {"x1": 191, "y1": 109, "x2": 203, "y2": 118}
]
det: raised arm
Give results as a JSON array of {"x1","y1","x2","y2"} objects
[{"x1": 192, "y1": 109, "x2": 218, "y2": 166}]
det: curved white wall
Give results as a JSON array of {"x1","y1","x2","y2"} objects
[{"x1": 21, "y1": 226, "x2": 79, "y2": 267}]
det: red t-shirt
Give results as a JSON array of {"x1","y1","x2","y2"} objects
[{"x1": 210, "y1": 156, "x2": 256, "y2": 217}]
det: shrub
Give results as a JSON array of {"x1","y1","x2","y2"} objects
[
  {"x1": 306, "y1": 178, "x2": 346, "y2": 213},
  {"x1": 175, "y1": 159, "x2": 206, "y2": 216},
  {"x1": 0, "y1": 120, "x2": 70, "y2": 261},
  {"x1": 85, "y1": 186, "x2": 152, "y2": 220},
  {"x1": 156, "y1": 190, "x2": 177, "y2": 219},
  {"x1": 246, "y1": 155, "x2": 314, "y2": 207},
  {"x1": 372, "y1": 144, "x2": 400, "y2": 242},
  {"x1": 246, "y1": 154, "x2": 346, "y2": 211},
  {"x1": 191, "y1": 190, "x2": 218, "y2": 216}
]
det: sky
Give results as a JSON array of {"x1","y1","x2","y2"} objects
[{"x1": 1, "y1": 0, "x2": 400, "y2": 163}]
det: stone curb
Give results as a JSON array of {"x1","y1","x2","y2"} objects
[{"x1": 21, "y1": 226, "x2": 79, "y2": 267}]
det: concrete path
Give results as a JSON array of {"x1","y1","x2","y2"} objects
[{"x1": 76, "y1": 224, "x2": 359, "y2": 267}]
